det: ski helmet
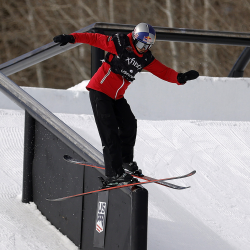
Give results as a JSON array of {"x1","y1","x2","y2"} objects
[{"x1": 132, "y1": 23, "x2": 156, "y2": 50}]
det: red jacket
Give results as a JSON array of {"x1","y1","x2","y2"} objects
[{"x1": 72, "y1": 32, "x2": 180, "y2": 100}]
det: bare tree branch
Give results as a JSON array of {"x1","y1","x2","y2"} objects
[
  {"x1": 109, "y1": 0, "x2": 114, "y2": 23},
  {"x1": 156, "y1": 1, "x2": 179, "y2": 70}
]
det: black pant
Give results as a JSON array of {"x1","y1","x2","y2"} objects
[{"x1": 89, "y1": 89, "x2": 137, "y2": 177}]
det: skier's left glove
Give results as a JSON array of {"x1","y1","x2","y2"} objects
[
  {"x1": 177, "y1": 70, "x2": 199, "y2": 85},
  {"x1": 53, "y1": 34, "x2": 75, "y2": 46}
]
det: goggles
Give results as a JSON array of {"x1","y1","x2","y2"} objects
[{"x1": 135, "y1": 40, "x2": 153, "y2": 50}]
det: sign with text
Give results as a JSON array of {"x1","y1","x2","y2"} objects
[{"x1": 93, "y1": 191, "x2": 109, "y2": 248}]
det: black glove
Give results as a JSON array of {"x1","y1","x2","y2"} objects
[
  {"x1": 53, "y1": 34, "x2": 75, "y2": 46},
  {"x1": 177, "y1": 70, "x2": 199, "y2": 84}
]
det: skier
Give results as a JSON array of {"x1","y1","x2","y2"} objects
[{"x1": 53, "y1": 23, "x2": 199, "y2": 187}]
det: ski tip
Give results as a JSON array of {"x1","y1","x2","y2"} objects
[
  {"x1": 46, "y1": 197, "x2": 67, "y2": 202},
  {"x1": 46, "y1": 198, "x2": 55, "y2": 202},
  {"x1": 63, "y1": 154, "x2": 73, "y2": 161},
  {"x1": 177, "y1": 185, "x2": 190, "y2": 190},
  {"x1": 191, "y1": 170, "x2": 196, "y2": 175}
]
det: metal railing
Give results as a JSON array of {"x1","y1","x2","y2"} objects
[
  {"x1": 1, "y1": 22, "x2": 250, "y2": 77},
  {"x1": 0, "y1": 71, "x2": 103, "y2": 165}
]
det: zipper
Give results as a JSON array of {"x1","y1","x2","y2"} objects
[
  {"x1": 100, "y1": 68, "x2": 111, "y2": 84},
  {"x1": 115, "y1": 77, "x2": 125, "y2": 100}
]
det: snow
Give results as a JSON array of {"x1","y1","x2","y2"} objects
[{"x1": 1, "y1": 73, "x2": 250, "y2": 249}]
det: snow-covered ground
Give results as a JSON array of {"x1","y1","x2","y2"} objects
[{"x1": 1, "y1": 74, "x2": 250, "y2": 249}]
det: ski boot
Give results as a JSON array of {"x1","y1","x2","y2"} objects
[
  {"x1": 98, "y1": 172, "x2": 138, "y2": 189},
  {"x1": 122, "y1": 162, "x2": 143, "y2": 177}
]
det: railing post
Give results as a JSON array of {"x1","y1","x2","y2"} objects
[
  {"x1": 228, "y1": 47, "x2": 250, "y2": 77},
  {"x1": 91, "y1": 46, "x2": 105, "y2": 77},
  {"x1": 22, "y1": 110, "x2": 36, "y2": 203}
]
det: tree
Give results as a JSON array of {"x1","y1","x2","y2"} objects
[{"x1": 1, "y1": 0, "x2": 249, "y2": 89}]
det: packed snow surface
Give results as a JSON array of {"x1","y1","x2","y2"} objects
[{"x1": 1, "y1": 75, "x2": 250, "y2": 249}]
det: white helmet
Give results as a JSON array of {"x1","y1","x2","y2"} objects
[{"x1": 132, "y1": 23, "x2": 156, "y2": 50}]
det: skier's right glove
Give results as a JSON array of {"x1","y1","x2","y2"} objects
[{"x1": 53, "y1": 34, "x2": 75, "y2": 46}]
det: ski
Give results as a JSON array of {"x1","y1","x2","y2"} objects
[
  {"x1": 46, "y1": 170, "x2": 196, "y2": 202},
  {"x1": 63, "y1": 155, "x2": 191, "y2": 190}
]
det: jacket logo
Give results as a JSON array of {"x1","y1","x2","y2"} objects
[
  {"x1": 115, "y1": 34, "x2": 122, "y2": 46},
  {"x1": 121, "y1": 69, "x2": 134, "y2": 80},
  {"x1": 125, "y1": 57, "x2": 142, "y2": 70}
]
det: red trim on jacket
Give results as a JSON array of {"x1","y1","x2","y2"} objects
[{"x1": 71, "y1": 32, "x2": 180, "y2": 100}]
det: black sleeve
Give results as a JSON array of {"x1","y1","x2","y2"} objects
[{"x1": 111, "y1": 33, "x2": 127, "y2": 56}]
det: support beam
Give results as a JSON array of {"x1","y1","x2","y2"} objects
[
  {"x1": 22, "y1": 111, "x2": 35, "y2": 203},
  {"x1": 91, "y1": 46, "x2": 105, "y2": 77},
  {"x1": 228, "y1": 47, "x2": 250, "y2": 77}
]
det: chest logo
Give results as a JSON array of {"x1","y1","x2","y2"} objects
[{"x1": 125, "y1": 57, "x2": 142, "y2": 70}]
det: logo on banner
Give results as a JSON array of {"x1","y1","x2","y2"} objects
[{"x1": 96, "y1": 202, "x2": 107, "y2": 233}]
